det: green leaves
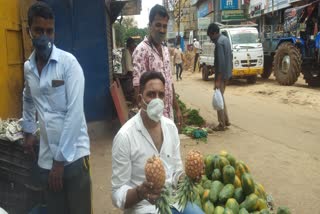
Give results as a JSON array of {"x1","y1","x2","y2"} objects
[
  {"x1": 175, "y1": 176, "x2": 196, "y2": 211},
  {"x1": 156, "y1": 185, "x2": 173, "y2": 214}
]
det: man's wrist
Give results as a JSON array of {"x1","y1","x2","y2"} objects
[
  {"x1": 24, "y1": 132, "x2": 36, "y2": 138},
  {"x1": 136, "y1": 185, "x2": 144, "y2": 201},
  {"x1": 53, "y1": 160, "x2": 64, "y2": 167}
]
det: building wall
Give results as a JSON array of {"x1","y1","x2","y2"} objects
[
  {"x1": 43, "y1": 0, "x2": 112, "y2": 122},
  {"x1": 0, "y1": 0, "x2": 24, "y2": 118}
]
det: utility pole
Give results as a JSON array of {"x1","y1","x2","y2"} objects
[{"x1": 178, "y1": 0, "x2": 181, "y2": 34}]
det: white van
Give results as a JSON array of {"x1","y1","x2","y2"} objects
[{"x1": 199, "y1": 26, "x2": 264, "y2": 83}]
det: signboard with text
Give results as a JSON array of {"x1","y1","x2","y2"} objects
[
  {"x1": 264, "y1": 0, "x2": 290, "y2": 14},
  {"x1": 221, "y1": 0, "x2": 239, "y2": 10},
  {"x1": 197, "y1": 0, "x2": 214, "y2": 17},
  {"x1": 198, "y1": 17, "x2": 212, "y2": 29},
  {"x1": 249, "y1": 0, "x2": 265, "y2": 17},
  {"x1": 221, "y1": 10, "x2": 246, "y2": 21}
]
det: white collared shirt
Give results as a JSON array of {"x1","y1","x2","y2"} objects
[
  {"x1": 22, "y1": 45, "x2": 90, "y2": 170},
  {"x1": 111, "y1": 112, "x2": 184, "y2": 214}
]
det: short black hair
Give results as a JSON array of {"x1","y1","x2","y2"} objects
[
  {"x1": 28, "y1": 2, "x2": 55, "y2": 27},
  {"x1": 207, "y1": 23, "x2": 220, "y2": 36},
  {"x1": 149, "y1": 4, "x2": 169, "y2": 24},
  {"x1": 126, "y1": 37, "x2": 135, "y2": 48},
  {"x1": 139, "y1": 71, "x2": 165, "y2": 93}
]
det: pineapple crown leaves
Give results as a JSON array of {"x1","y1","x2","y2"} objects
[
  {"x1": 175, "y1": 176, "x2": 198, "y2": 211},
  {"x1": 155, "y1": 185, "x2": 173, "y2": 214}
]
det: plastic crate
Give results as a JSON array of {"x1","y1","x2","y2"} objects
[
  {"x1": 0, "y1": 179, "x2": 44, "y2": 214},
  {"x1": 0, "y1": 140, "x2": 44, "y2": 213}
]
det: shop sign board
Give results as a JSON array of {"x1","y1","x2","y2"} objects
[
  {"x1": 249, "y1": 0, "x2": 265, "y2": 17},
  {"x1": 221, "y1": 9, "x2": 246, "y2": 21},
  {"x1": 198, "y1": 17, "x2": 211, "y2": 29},
  {"x1": 197, "y1": 0, "x2": 214, "y2": 17},
  {"x1": 264, "y1": 0, "x2": 290, "y2": 13},
  {"x1": 221, "y1": 0, "x2": 239, "y2": 10}
]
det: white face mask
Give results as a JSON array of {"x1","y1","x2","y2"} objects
[{"x1": 142, "y1": 98, "x2": 164, "y2": 122}]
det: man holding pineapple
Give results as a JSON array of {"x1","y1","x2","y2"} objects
[{"x1": 111, "y1": 71, "x2": 204, "y2": 213}]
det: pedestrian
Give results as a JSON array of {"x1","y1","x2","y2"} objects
[
  {"x1": 121, "y1": 37, "x2": 136, "y2": 102},
  {"x1": 111, "y1": 71, "x2": 204, "y2": 214},
  {"x1": 207, "y1": 23, "x2": 232, "y2": 131},
  {"x1": 22, "y1": 2, "x2": 92, "y2": 213},
  {"x1": 132, "y1": 4, "x2": 183, "y2": 127},
  {"x1": 173, "y1": 45, "x2": 184, "y2": 81},
  {"x1": 193, "y1": 38, "x2": 201, "y2": 72}
]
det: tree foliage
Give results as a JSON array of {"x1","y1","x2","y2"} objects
[{"x1": 114, "y1": 17, "x2": 148, "y2": 47}]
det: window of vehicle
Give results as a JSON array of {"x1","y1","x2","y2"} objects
[{"x1": 229, "y1": 29, "x2": 259, "y2": 44}]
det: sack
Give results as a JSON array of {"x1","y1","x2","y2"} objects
[{"x1": 212, "y1": 89, "x2": 224, "y2": 110}]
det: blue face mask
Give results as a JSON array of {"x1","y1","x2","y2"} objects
[{"x1": 30, "y1": 32, "x2": 53, "y2": 61}]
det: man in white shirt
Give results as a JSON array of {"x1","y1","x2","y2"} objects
[
  {"x1": 111, "y1": 71, "x2": 204, "y2": 214},
  {"x1": 193, "y1": 38, "x2": 201, "y2": 72}
]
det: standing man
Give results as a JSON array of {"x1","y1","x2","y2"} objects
[
  {"x1": 132, "y1": 4, "x2": 183, "y2": 126},
  {"x1": 207, "y1": 23, "x2": 232, "y2": 131},
  {"x1": 122, "y1": 37, "x2": 136, "y2": 76},
  {"x1": 22, "y1": 2, "x2": 92, "y2": 213},
  {"x1": 121, "y1": 37, "x2": 136, "y2": 102},
  {"x1": 112, "y1": 71, "x2": 204, "y2": 214},
  {"x1": 193, "y1": 38, "x2": 201, "y2": 72},
  {"x1": 173, "y1": 45, "x2": 184, "y2": 81}
]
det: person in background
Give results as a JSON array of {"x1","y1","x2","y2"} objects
[
  {"x1": 193, "y1": 38, "x2": 201, "y2": 72},
  {"x1": 207, "y1": 23, "x2": 232, "y2": 131},
  {"x1": 111, "y1": 71, "x2": 204, "y2": 214},
  {"x1": 121, "y1": 37, "x2": 136, "y2": 102},
  {"x1": 173, "y1": 45, "x2": 184, "y2": 81},
  {"x1": 132, "y1": 4, "x2": 183, "y2": 127},
  {"x1": 123, "y1": 37, "x2": 136, "y2": 75},
  {"x1": 22, "y1": 2, "x2": 92, "y2": 213}
]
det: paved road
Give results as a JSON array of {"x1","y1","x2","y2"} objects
[{"x1": 175, "y1": 72, "x2": 320, "y2": 213}]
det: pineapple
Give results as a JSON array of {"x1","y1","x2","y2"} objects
[
  {"x1": 185, "y1": 150, "x2": 205, "y2": 180},
  {"x1": 144, "y1": 155, "x2": 172, "y2": 214},
  {"x1": 145, "y1": 156, "x2": 166, "y2": 190},
  {"x1": 176, "y1": 150, "x2": 205, "y2": 210}
]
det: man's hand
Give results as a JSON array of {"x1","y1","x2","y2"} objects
[
  {"x1": 48, "y1": 160, "x2": 64, "y2": 192},
  {"x1": 137, "y1": 181, "x2": 161, "y2": 205},
  {"x1": 175, "y1": 109, "x2": 183, "y2": 129},
  {"x1": 22, "y1": 133, "x2": 37, "y2": 160}
]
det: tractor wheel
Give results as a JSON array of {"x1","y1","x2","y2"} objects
[
  {"x1": 261, "y1": 56, "x2": 273, "y2": 79},
  {"x1": 202, "y1": 64, "x2": 209, "y2": 81},
  {"x1": 246, "y1": 75, "x2": 257, "y2": 84},
  {"x1": 273, "y1": 42, "x2": 301, "y2": 85}
]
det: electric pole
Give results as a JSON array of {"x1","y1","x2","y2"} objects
[{"x1": 178, "y1": 0, "x2": 181, "y2": 34}]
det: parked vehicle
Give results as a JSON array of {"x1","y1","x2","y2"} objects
[
  {"x1": 199, "y1": 25, "x2": 264, "y2": 84},
  {"x1": 262, "y1": 3, "x2": 320, "y2": 87}
]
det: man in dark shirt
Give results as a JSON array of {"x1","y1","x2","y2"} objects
[{"x1": 207, "y1": 23, "x2": 232, "y2": 131}]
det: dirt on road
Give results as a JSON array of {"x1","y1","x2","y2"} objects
[{"x1": 91, "y1": 71, "x2": 320, "y2": 214}]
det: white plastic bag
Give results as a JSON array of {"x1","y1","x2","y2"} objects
[
  {"x1": 0, "y1": 207, "x2": 8, "y2": 214},
  {"x1": 212, "y1": 89, "x2": 224, "y2": 110}
]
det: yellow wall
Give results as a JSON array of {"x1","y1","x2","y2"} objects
[{"x1": 0, "y1": 0, "x2": 24, "y2": 118}]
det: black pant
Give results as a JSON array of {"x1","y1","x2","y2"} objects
[
  {"x1": 193, "y1": 53, "x2": 199, "y2": 72},
  {"x1": 39, "y1": 156, "x2": 92, "y2": 214},
  {"x1": 176, "y1": 63, "x2": 183, "y2": 80}
]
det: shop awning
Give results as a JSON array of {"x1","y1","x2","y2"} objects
[{"x1": 108, "y1": 0, "x2": 142, "y2": 23}]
